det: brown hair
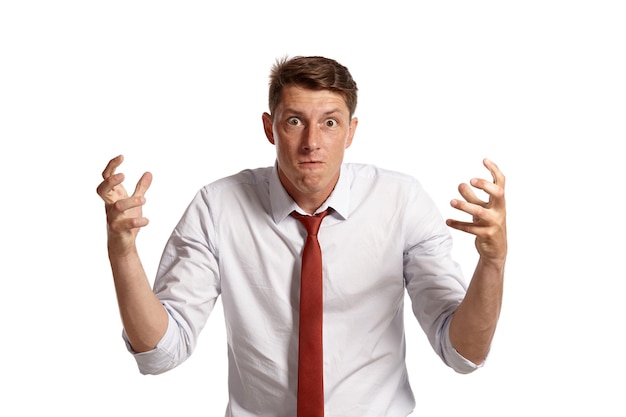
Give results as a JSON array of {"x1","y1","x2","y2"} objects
[{"x1": 267, "y1": 56, "x2": 358, "y2": 117}]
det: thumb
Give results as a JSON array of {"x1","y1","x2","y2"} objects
[{"x1": 133, "y1": 172, "x2": 153, "y2": 198}]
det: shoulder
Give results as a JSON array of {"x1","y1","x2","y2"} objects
[
  {"x1": 343, "y1": 162, "x2": 423, "y2": 188},
  {"x1": 342, "y1": 163, "x2": 436, "y2": 213},
  {"x1": 188, "y1": 166, "x2": 273, "y2": 211},
  {"x1": 202, "y1": 166, "x2": 273, "y2": 191}
]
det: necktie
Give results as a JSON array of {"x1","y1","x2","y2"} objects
[{"x1": 292, "y1": 210, "x2": 329, "y2": 417}]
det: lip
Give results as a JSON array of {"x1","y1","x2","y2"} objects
[{"x1": 297, "y1": 161, "x2": 325, "y2": 171}]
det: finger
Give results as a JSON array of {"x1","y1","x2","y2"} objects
[
  {"x1": 132, "y1": 172, "x2": 153, "y2": 198},
  {"x1": 469, "y1": 177, "x2": 505, "y2": 213},
  {"x1": 483, "y1": 158, "x2": 506, "y2": 188},
  {"x1": 450, "y1": 198, "x2": 488, "y2": 221},
  {"x1": 96, "y1": 172, "x2": 125, "y2": 199},
  {"x1": 446, "y1": 218, "x2": 482, "y2": 236},
  {"x1": 102, "y1": 154, "x2": 124, "y2": 179},
  {"x1": 109, "y1": 194, "x2": 147, "y2": 213},
  {"x1": 108, "y1": 215, "x2": 150, "y2": 233},
  {"x1": 458, "y1": 182, "x2": 486, "y2": 206},
  {"x1": 468, "y1": 178, "x2": 502, "y2": 201}
]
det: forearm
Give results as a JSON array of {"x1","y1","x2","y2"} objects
[
  {"x1": 449, "y1": 257, "x2": 504, "y2": 365},
  {"x1": 109, "y1": 246, "x2": 168, "y2": 353}
]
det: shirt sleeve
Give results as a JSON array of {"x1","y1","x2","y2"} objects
[
  {"x1": 402, "y1": 179, "x2": 481, "y2": 374},
  {"x1": 122, "y1": 313, "x2": 179, "y2": 375},
  {"x1": 439, "y1": 313, "x2": 484, "y2": 374},
  {"x1": 123, "y1": 188, "x2": 222, "y2": 375}
]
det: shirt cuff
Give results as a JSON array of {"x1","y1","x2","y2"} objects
[
  {"x1": 440, "y1": 318, "x2": 485, "y2": 374},
  {"x1": 442, "y1": 344, "x2": 485, "y2": 374},
  {"x1": 122, "y1": 314, "x2": 178, "y2": 375}
]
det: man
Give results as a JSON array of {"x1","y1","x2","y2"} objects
[{"x1": 96, "y1": 56, "x2": 507, "y2": 416}]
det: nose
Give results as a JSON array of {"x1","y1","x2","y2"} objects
[{"x1": 302, "y1": 125, "x2": 321, "y2": 152}]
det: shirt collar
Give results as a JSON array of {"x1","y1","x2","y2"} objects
[{"x1": 270, "y1": 162, "x2": 351, "y2": 224}]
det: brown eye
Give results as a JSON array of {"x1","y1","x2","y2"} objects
[
  {"x1": 287, "y1": 117, "x2": 301, "y2": 126},
  {"x1": 325, "y1": 119, "x2": 338, "y2": 128}
]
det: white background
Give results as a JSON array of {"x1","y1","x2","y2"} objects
[{"x1": 1, "y1": 1, "x2": 624, "y2": 415}]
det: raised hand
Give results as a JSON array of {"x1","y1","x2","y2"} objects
[
  {"x1": 446, "y1": 158, "x2": 507, "y2": 266},
  {"x1": 96, "y1": 155, "x2": 153, "y2": 257}
]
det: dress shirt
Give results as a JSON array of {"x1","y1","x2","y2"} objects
[{"x1": 125, "y1": 162, "x2": 479, "y2": 416}]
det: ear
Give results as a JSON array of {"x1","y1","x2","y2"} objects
[
  {"x1": 345, "y1": 117, "x2": 358, "y2": 149},
  {"x1": 262, "y1": 112, "x2": 275, "y2": 145}
]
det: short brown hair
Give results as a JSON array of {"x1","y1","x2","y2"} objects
[{"x1": 267, "y1": 56, "x2": 358, "y2": 117}]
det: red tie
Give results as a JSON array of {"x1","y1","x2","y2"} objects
[{"x1": 292, "y1": 210, "x2": 329, "y2": 417}]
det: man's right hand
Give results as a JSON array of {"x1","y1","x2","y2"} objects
[{"x1": 96, "y1": 155, "x2": 153, "y2": 257}]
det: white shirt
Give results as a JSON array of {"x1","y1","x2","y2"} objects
[{"x1": 126, "y1": 163, "x2": 479, "y2": 416}]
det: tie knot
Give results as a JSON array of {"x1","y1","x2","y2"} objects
[{"x1": 291, "y1": 209, "x2": 329, "y2": 236}]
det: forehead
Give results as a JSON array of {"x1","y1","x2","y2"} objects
[{"x1": 277, "y1": 85, "x2": 349, "y2": 114}]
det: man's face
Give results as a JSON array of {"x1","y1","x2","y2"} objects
[{"x1": 263, "y1": 85, "x2": 358, "y2": 211}]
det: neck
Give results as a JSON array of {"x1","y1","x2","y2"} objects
[{"x1": 277, "y1": 172, "x2": 336, "y2": 215}]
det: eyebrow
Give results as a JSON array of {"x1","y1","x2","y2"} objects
[{"x1": 283, "y1": 108, "x2": 345, "y2": 117}]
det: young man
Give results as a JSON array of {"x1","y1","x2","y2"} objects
[{"x1": 97, "y1": 56, "x2": 507, "y2": 417}]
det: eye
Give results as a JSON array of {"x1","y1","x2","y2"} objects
[
  {"x1": 325, "y1": 118, "x2": 338, "y2": 128},
  {"x1": 287, "y1": 117, "x2": 301, "y2": 126}
]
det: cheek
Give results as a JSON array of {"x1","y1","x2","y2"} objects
[
  {"x1": 328, "y1": 145, "x2": 346, "y2": 165},
  {"x1": 334, "y1": 137, "x2": 350, "y2": 153},
  {"x1": 274, "y1": 140, "x2": 296, "y2": 164}
]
